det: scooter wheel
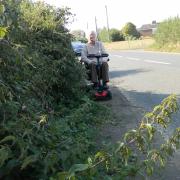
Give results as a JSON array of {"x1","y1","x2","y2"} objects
[{"x1": 107, "y1": 90, "x2": 112, "y2": 100}]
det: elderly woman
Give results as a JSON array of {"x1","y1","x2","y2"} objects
[{"x1": 81, "y1": 31, "x2": 109, "y2": 88}]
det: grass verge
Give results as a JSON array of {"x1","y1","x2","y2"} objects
[{"x1": 104, "y1": 38, "x2": 154, "y2": 51}]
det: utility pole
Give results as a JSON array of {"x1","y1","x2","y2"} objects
[
  {"x1": 86, "y1": 22, "x2": 88, "y2": 37},
  {"x1": 95, "y1": 16, "x2": 99, "y2": 40},
  {"x1": 105, "y1": 5, "x2": 110, "y2": 41},
  {"x1": 87, "y1": 22, "x2": 88, "y2": 30}
]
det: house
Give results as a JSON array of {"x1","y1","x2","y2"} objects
[{"x1": 138, "y1": 21, "x2": 159, "y2": 37}]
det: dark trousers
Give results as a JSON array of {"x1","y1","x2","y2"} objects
[{"x1": 89, "y1": 62, "x2": 109, "y2": 83}]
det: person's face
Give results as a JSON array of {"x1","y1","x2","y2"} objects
[{"x1": 89, "y1": 34, "x2": 96, "y2": 44}]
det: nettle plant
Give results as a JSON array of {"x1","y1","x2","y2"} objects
[
  {"x1": 0, "y1": 1, "x2": 97, "y2": 179},
  {"x1": 55, "y1": 95, "x2": 180, "y2": 180}
]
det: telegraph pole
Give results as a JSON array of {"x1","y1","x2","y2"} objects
[
  {"x1": 95, "y1": 16, "x2": 99, "y2": 40},
  {"x1": 105, "y1": 5, "x2": 110, "y2": 41},
  {"x1": 87, "y1": 22, "x2": 89, "y2": 30}
]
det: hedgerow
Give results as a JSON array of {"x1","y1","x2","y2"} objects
[
  {"x1": 0, "y1": 1, "x2": 110, "y2": 179},
  {"x1": 154, "y1": 16, "x2": 180, "y2": 48}
]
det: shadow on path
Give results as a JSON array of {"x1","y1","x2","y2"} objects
[{"x1": 98, "y1": 85, "x2": 180, "y2": 180}]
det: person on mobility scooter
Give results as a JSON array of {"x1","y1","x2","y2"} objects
[{"x1": 81, "y1": 31, "x2": 112, "y2": 100}]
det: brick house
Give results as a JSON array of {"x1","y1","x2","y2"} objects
[{"x1": 138, "y1": 21, "x2": 159, "y2": 37}]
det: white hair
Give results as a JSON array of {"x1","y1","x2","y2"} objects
[{"x1": 89, "y1": 30, "x2": 97, "y2": 37}]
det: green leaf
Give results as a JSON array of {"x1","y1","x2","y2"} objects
[
  {"x1": 0, "y1": 27, "x2": 7, "y2": 38},
  {"x1": 146, "y1": 165, "x2": 153, "y2": 176},
  {"x1": 21, "y1": 155, "x2": 38, "y2": 170},
  {"x1": 87, "y1": 157, "x2": 92, "y2": 165},
  {"x1": 68, "y1": 164, "x2": 89, "y2": 177},
  {"x1": 55, "y1": 172, "x2": 69, "y2": 180},
  {"x1": 95, "y1": 151, "x2": 108, "y2": 160},
  {"x1": 0, "y1": 136, "x2": 16, "y2": 144},
  {"x1": 0, "y1": 146, "x2": 11, "y2": 167},
  {"x1": 0, "y1": 4, "x2": 5, "y2": 14},
  {"x1": 104, "y1": 175, "x2": 113, "y2": 180},
  {"x1": 115, "y1": 142, "x2": 124, "y2": 153},
  {"x1": 124, "y1": 129, "x2": 137, "y2": 142},
  {"x1": 159, "y1": 156, "x2": 166, "y2": 167}
]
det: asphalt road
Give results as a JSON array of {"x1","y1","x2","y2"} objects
[
  {"x1": 108, "y1": 50, "x2": 180, "y2": 179},
  {"x1": 109, "y1": 50, "x2": 180, "y2": 111}
]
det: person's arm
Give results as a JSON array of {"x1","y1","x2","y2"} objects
[
  {"x1": 98, "y1": 41, "x2": 109, "y2": 62},
  {"x1": 81, "y1": 45, "x2": 91, "y2": 64},
  {"x1": 99, "y1": 41, "x2": 107, "y2": 54}
]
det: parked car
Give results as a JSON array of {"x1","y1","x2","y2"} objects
[{"x1": 71, "y1": 41, "x2": 85, "y2": 56}]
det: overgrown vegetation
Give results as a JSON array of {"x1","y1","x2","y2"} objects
[
  {"x1": 0, "y1": 1, "x2": 109, "y2": 179},
  {"x1": 1, "y1": 1, "x2": 180, "y2": 180},
  {"x1": 152, "y1": 16, "x2": 180, "y2": 52},
  {"x1": 59, "y1": 95, "x2": 180, "y2": 179}
]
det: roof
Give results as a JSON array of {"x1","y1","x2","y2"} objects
[{"x1": 138, "y1": 22, "x2": 159, "y2": 31}]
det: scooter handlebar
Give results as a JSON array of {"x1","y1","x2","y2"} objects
[{"x1": 87, "y1": 53, "x2": 109, "y2": 58}]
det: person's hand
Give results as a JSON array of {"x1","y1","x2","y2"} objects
[
  {"x1": 101, "y1": 57, "x2": 108, "y2": 63},
  {"x1": 88, "y1": 59, "x2": 96, "y2": 64}
]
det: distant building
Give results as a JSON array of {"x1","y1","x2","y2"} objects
[{"x1": 138, "y1": 21, "x2": 159, "y2": 37}]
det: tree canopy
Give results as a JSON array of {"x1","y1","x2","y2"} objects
[{"x1": 121, "y1": 22, "x2": 140, "y2": 39}]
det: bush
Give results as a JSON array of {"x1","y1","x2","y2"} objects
[
  {"x1": 121, "y1": 22, "x2": 140, "y2": 39},
  {"x1": 98, "y1": 27, "x2": 110, "y2": 42},
  {"x1": 110, "y1": 28, "x2": 124, "y2": 42},
  {"x1": 0, "y1": 1, "x2": 110, "y2": 179},
  {"x1": 154, "y1": 16, "x2": 180, "y2": 47}
]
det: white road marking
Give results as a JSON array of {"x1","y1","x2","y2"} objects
[
  {"x1": 144, "y1": 60, "x2": 171, "y2": 65},
  {"x1": 126, "y1": 57, "x2": 140, "y2": 61},
  {"x1": 112, "y1": 55, "x2": 123, "y2": 58},
  {"x1": 111, "y1": 55, "x2": 171, "y2": 65}
]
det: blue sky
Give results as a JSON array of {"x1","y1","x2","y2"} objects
[{"x1": 43, "y1": 0, "x2": 180, "y2": 33}]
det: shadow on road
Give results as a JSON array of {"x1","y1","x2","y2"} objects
[{"x1": 109, "y1": 68, "x2": 150, "y2": 79}]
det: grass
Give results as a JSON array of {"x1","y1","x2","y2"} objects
[
  {"x1": 148, "y1": 43, "x2": 180, "y2": 53},
  {"x1": 104, "y1": 38, "x2": 154, "y2": 51},
  {"x1": 104, "y1": 38, "x2": 180, "y2": 53}
]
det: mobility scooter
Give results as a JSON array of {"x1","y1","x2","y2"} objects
[{"x1": 86, "y1": 53, "x2": 112, "y2": 100}]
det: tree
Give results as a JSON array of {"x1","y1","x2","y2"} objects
[
  {"x1": 71, "y1": 29, "x2": 88, "y2": 43},
  {"x1": 121, "y1": 22, "x2": 140, "y2": 39},
  {"x1": 110, "y1": 28, "x2": 124, "y2": 41},
  {"x1": 98, "y1": 27, "x2": 109, "y2": 42},
  {"x1": 154, "y1": 16, "x2": 180, "y2": 47}
]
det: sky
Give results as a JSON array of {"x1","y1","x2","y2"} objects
[{"x1": 43, "y1": 0, "x2": 180, "y2": 34}]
